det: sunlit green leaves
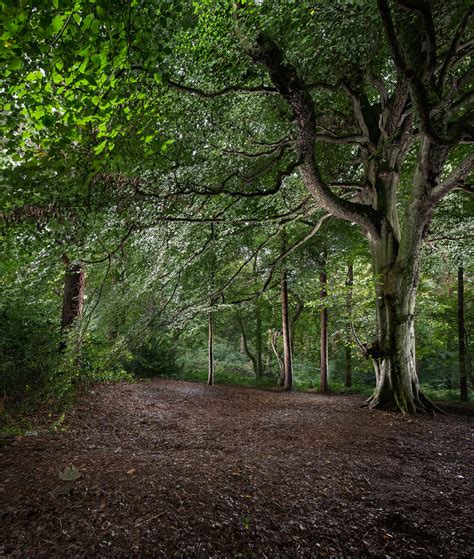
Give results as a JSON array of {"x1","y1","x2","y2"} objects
[{"x1": 0, "y1": 0, "x2": 181, "y2": 173}]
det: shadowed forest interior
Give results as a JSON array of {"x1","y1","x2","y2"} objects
[{"x1": 0, "y1": 0, "x2": 473, "y2": 557}]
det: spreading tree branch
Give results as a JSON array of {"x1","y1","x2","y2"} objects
[
  {"x1": 246, "y1": 33, "x2": 384, "y2": 238},
  {"x1": 431, "y1": 151, "x2": 474, "y2": 203},
  {"x1": 378, "y1": 0, "x2": 474, "y2": 146},
  {"x1": 167, "y1": 80, "x2": 277, "y2": 98}
]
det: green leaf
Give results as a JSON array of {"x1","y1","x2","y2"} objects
[
  {"x1": 32, "y1": 107, "x2": 46, "y2": 119},
  {"x1": 25, "y1": 70, "x2": 42, "y2": 82},
  {"x1": 79, "y1": 59, "x2": 88, "y2": 73},
  {"x1": 82, "y1": 14, "x2": 94, "y2": 31},
  {"x1": 91, "y1": 54, "x2": 101, "y2": 67},
  {"x1": 9, "y1": 57, "x2": 23, "y2": 70},
  {"x1": 94, "y1": 140, "x2": 107, "y2": 154},
  {"x1": 52, "y1": 14, "x2": 67, "y2": 33},
  {"x1": 91, "y1": 19, "x2": 100, "y2": 36},
  {"x1": 161, "y1": 138, "x2": 175, "y2": 153}
]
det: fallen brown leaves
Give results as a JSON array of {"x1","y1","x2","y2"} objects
[{"x1": 0, "y1": 380, "x2": 472, "y2": 558}]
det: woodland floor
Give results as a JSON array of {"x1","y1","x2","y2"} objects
[{"x1": 0, "y1": 380, "x2": 473, "y2": 558}]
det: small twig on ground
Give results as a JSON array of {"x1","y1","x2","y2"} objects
[
  {"x1": 134, "y1": 510, "x2": 167, "y2": 527},
  {"x1": 40, "y1": 538, "x2": 56, "y2": 546},
  {"x1": 55, "y1": 515, "x2": 63, "y2": 533},
  {"x1": 260, "y1": 493, "x2": 285, "y2": 511},
  {"x1": 362, "y1": 475, "x2": 373, "y2": 490}
]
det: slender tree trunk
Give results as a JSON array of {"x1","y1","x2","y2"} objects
[
  {"x1": 344, "y1": 263, "x2": 353, "y2": 387},
  {"x1": 272, "y1": 330, "x2": 285, "y2": 387},
  {"x1": 458, "y1": 266, "x2": 468, "y2": 401},
  {"x1": 60, "y1": 255, "x2": 85, "y2": 350},
  {"x1": 344, "y1": 347, "x2": 352, "y2": 388},
  {"x1": 319, "y1": 258, "x2": 328, "y2": 393},
  {"x1": 208, "y1": 309, "x2": 214, "y2": 386},
  {"x1": 237, "y1": 314, "x2": 257, "y2": 375},
  {"x1": 266, "y1": 330, "x2": 274, "y2": 370},
  {"x1": 255, "y1": 302, "x2": 263, "y2": 378},
  {"x1": 207, "y1": 223, "x2": 217, "y2": 386},
  {"x1": 239, "y1": 335, "x2": 245, "y2": 354},
  {"x1": 281, "y1": 269, "x2": 293, "y2": 391}
]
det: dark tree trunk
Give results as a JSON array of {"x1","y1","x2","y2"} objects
[
  {"x1": 281, "y1": 269, "x2": 293, "y2": 391},
  {"x1": 319, "y1": 259, "x2": 328, "y2": 393},
  {"x1": 60, "y1": 255, "x2": 85, "y2": 350},
  {"x1": 255, "y1": 302, "x2": 263, "y2": 378},
  {"x1": 208, "y1": 309, "x2": 214, "y2": 386},
  {"x1": 458, "y1": 266, "x2": 468, "y2": 401},
  {"x1": 344, "y1": 347, "x2": 352, "y2": 389},
  {"x1": 344, "y1": 263, "x2": 353, "y2": 388}
]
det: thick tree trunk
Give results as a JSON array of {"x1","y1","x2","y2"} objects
[
  {"x1": 281, "y1": 269, "x2": 293, "y2": 391},
  {"x1": 344, "y1": 263, "x2": 353, "y2": 387},
  {"x1": 60, "y1": 256, "x2": 85, "y2": 350},
  {"x1": 365, "y1": 223, "x2": 439, "y2": 414},
  {"x1": 208, "y1": 310, "x2": 214, "y2": 386},
  {"x1": 319, "y1": 261, "x2": 328, "y2": 393},
  {"x1": 255, "y1": 302, "x2": 263, "y2": 378},
  {"x1": 458, "y1": 266, "x2": 468, "y2": 401}
]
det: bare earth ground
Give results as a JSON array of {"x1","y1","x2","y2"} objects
[{"x1": 0, "y1": 380, "x2": 472, "y2": 558}]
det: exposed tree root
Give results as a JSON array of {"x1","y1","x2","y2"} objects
[
  {"x1": 416, "y1": 390, "x2": 446, "y2": 414},
  {"x1": 363, "y1": 390, "x2": 446, "y2": 415}
]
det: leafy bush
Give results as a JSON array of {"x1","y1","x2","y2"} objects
[
  {"x1": 0, "y1": 304, "x2": 61, "y2": 403},
  {"x1": 125, "y1": 336, "x2": 178, "y2": 378}
]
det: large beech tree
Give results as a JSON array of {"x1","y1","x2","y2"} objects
[{"x1": 229, "y1": 0, "x2": 473, "y2": 412}]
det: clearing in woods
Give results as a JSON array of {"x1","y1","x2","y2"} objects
[{"x1": 0, "y1": 379, "x2": 472, "y2": 558}]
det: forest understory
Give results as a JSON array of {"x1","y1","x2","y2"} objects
[{"x1": 1, "y1": 379, "x2": 472, "y2": 558}]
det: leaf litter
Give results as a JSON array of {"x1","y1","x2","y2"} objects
[{"x1": 0, "y1": 379, "x2": 472, "y2": 558}]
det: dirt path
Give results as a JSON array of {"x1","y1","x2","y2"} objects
[{"x1": 0, "y1": 380, "x2": 472, "y2": 558}]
